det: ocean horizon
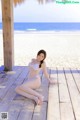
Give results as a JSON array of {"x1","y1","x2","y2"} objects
[{"x1": 0, "y1": 22, "x2": 80, "y2": 31}]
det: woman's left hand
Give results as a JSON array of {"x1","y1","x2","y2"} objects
[{"x1": 49, "y1": 78, "x2": 57, "y2": 84}]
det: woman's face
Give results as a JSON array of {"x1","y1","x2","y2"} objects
[{"x1": 37, "y1": 53, "x2": 45, "y2": 62}]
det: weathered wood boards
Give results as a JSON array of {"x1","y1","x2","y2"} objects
[
  {"x1": 0, "y1": 66, "x2": 49, "y2": 120},
  {"x1": 0, "y1": 67, "x2": 80, "y2": 120},
  {"x1": 47, "y1": 68, "x2": 60, "y2": 120},
  {"x1": 47, "y1": 67, "x2": 80, "y2": 120}
]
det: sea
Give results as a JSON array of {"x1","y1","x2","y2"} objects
[{"x1": 0, "y1": 22, "x2": 80, "y2": 31}]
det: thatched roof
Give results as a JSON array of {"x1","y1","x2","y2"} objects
[
  {"x1": 14, "y1": 0, "x2": 25, "y2": 6},
  {"x1": 14, "y1": 0, "x2": 45, "y2": 6}
]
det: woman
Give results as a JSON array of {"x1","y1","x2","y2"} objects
[{"x1": 15, "y1": 50, "x2": 54, "y2": 105}]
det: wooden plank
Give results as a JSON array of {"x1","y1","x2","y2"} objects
[
  {"x1": 60, "y1": 103, "x2": 75, "y2": 120},
  {"x1": 0, "y1": 66, "x2": 21, "y2": 85},
  {"x1": 1, "y1": 0, "x2": 14, "y2": 71},
  {"x1": 0, "y1": 67, "x2": 25, "y2": 115},
  {"x1": 77, "y1": 68, "x2": 80, "y2": 74},
  {"x1": 47, "y1": 68, "x2": 60, "y2": 120},
  {"x1": 2, "y1": 67, "x2": 29, "y2": 102},
  {"x1": 0, "y1": 66, "x2": 25, "y2": 100},
  {"x1": 0, "y1": 66, "x2": 24, "y2": 92},
  {"x1": 64, "y1": 68, "x2": 80, "y2": 120},
  {"x1": 0, "y1": 71, "x2": 7, "y2": 79},
  {"x1": 0, "y1": 67, "x2": 33, "y2": 120},
  {"x1": 8, "y1": 100, "x2": 24, "y2": 120},
  {"x1": 0, "y1": 67, "x2": 18, "y2": 84},
  {"x1": 57, "y1": 68, "x2": 75, "y2": 120},
  {"x1": 70, "y1": 68, "x2": 80, "y2": 93},
  {"x1": 17, "y1": 100, "x2": 35, "y2": 120},
  {"x1": 32, "y1": 102, "x2": 47, "y2": 120},
  {"x1": 57, "y1": 68, "x2": 70, "y2": 102},
  {"x1": 0, "y1": 101, "x2": 11, "y2": 112}
]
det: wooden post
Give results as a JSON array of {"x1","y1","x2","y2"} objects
[{"x1": 1, "y1": 0, "x2": 14, "y2": 71}]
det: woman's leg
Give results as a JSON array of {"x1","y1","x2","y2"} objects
[
  {"x1": 19, "y1": 86, "x2": 44, "y2": 103},
  {"x1": 15, "y1": 78, "x2": 44, "y2": 104},
  {"x1": 15, "y1": 87, "x2": 41, "y2": 105}
]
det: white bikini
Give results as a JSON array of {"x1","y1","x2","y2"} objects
[
  {"x1": 29, "y1": 62, "x2": 39, "y2": 70},
  {"x1": 28, "y1": 62, "x2": 41, "y2": 81}
]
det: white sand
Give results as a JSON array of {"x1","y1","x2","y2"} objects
[{"x1": 0, "y1": 31, "x2": 80, "y2": 68}]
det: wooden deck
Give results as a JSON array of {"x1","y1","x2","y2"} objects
[{"x1": 0, "y1": 66, "x2": 80, "y2": 120}]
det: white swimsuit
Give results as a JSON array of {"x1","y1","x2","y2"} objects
[
  {"x1": 28, "y1": 62, "x2": 41, "y2": 81},
  {"x1": 29, "y1": 62, "x2": 39, "y2": 70}
]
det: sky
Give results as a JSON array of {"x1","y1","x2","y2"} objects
[{"x1": 0, "y1": 0, "x2": 80, "y2": 22}]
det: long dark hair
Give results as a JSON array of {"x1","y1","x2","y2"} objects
[{"x1": 37, "y1": 50, "x2": 46, "y2": 68}]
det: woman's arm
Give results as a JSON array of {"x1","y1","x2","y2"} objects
[
  {"x1": 42, "y1": 62, "x2": 57, "y2": 84},
  {"x1": 42, "y1": 62, "x2": 51, "y2": 82}
]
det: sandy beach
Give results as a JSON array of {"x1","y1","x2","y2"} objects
[{"x1": 0, "y1": 31, "x2": 80, "y2": 68}]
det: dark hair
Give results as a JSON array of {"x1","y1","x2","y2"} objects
[{"x1": 37, "y1": 50, "x2": 46, "y2": 68}]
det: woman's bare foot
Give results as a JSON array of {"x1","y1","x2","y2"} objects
[
  {"x1": 34, "y1": 95, "x2": 44, "y2": 105},
  {"x1": 34, "y1": 97, "x2": 41, "y2": 105},
  {"x1": 38, "y1": 95, "x2": 44, "y2": 105}
]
